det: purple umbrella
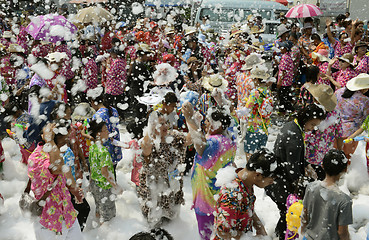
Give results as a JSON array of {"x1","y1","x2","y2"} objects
[{"x1": 25, "y1": 14, "x2": 78, "y2": 43}]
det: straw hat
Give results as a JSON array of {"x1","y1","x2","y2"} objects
[
  {"x1": 2, "y1": 31, "x2": 14, "y2": 38},
  {"x1": 354, "y1": 41, "x2": 368, "y2": 53},
  {"x1": 241, "y1": 53, "x2": 265, "y2": 71},
  {"x1": 250, "y1": 26, "x2": 265, "y2": 34},
  {"x1": 311, "y1": 49, "x2": 330, "y2": 62},
  {"x1": 250, "y1": 65, "x2": 270, "y2": 80},
  {"x1": 338, "y1": 53, "x2": 354, "y2": 66},
  {"x1": 8, "y1": 44, "x2": 25, "y2": 53},
  {"x1": 185, "y1": 26, "x2": 197, "y2": 36},
  {"x1": 136, "y1": 43, "x2": 154, "y2": 53},
  {"x1": 187, "y1": 56, "x2": 200, "y2": 65},
  {"x1": 202, "y1": 74, "x2": 228, "y2": 92},
  {"x1": 45, "y1": 52, "x2": 67, "y2": 62},
  {"x1": 72, "y1": 102, "x2": 95, "y2": 122},
  {"x1": 346, "y1": 73, "x2": 369, "y2": 91},
  {"x1": 307, "y1": 84, "x2": 337, "y2": 112}
]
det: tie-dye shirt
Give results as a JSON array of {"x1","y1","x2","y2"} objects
[
  {"x1": 27, "y1": 144, "x2": 78, "y2": 233},
  {"x1": 191, "y1": 134, "x2": 236, "y2": 215}
]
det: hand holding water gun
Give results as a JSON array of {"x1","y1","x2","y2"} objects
[
  {"x1": 343, "y1": 136, "x2": 369, "y2": 143},
  {"x1": 285, "y1": 194, "x2": 303, "y2": 240}
]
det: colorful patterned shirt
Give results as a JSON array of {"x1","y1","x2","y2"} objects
[
  {"x1": 317, "y1": 62, "x2": 331, "y2": 85},
  {"x1": 191, "y1": 134, "x2": 236, "y2": 215},
  {"x1": 83, "y1": 58, "x2": 98, "y2": 91},
  {"x1": 27, "y1": 144, "x2": 78, "y2": 233},
  {"x1": 213, "y1": 173, "x2": 255, "y2": 239},
  {"x1": 105, "y1": 57, "x2": 126, "y2": 95},
  {"x1": 332, "y1": 67, "x2": 358, "y2": 87},
  {"x1": 245, "y1": 87, "x2": 272, "y2": 133},
  {"x1": 354, "y1": 55, "x2": 369, "y2": 74},
  {"x1": 278, "y1": 52, "x2": 294, "y2": 86},
  {"x1": 305, "y1": 110, "x2": 343, "y2": 165},
  {"x1": 335, "y1": 87, "x2": 369, "y2": 137},
  {"x1": 332, "y1": 41, "x2": 353, "y2": 69},
  {"x1": 89, "y1": 143, "x2": 114, "y2": 189},
  {"x1": 63, "y1": 147, "x2": 76, "y2": 180}
]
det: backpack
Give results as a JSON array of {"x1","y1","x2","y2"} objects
[{"x1": 258, "y1": 89, "x2": 274, "y2": 119}]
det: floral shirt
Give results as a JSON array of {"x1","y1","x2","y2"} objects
[
  {"x1": 89, "y1": 143, "x2": 114, "y2": 189},
  {"x1": 236, "y1": 72, "x2": 254, "y2": 120},
  {"x1": 354, "y1": 55, "x2": 369, "y2": 74},
  {"x1": 213, "y1": 172, "x2": 255, "y2": 240},
  {"x1": 332, "y1": 41, "x2": 353, "y2": 69},
  {"x1": 83, "y1": 58, "x2": 98, "y2": 91},
  {"x1": 305, "y1": 110, "x2": 343, "y2": 165},
  {"x1": 335, "y1": 87, "x2": 369, "y2": 137},
  {"x1": 332, "y1": 67, "x2": 358, "y2": 87},
  {"x1": 245, "y1": 87, "x2": 272, "y2": 133},
  {"x1": 31, "y1": 43, "x2": 51, "y2": 58},
  {"x1": 28, "y1": 144, "x2": 78, "y2": 233},
  {"x1": 225, "y1": 60, "x2": 243, "y2": 101},
  {"x1": 70, "y1": 122, "x2": 90, "y2": 159},
  {"x1": 298, "y1": 84, "x2": 314, "y2": 108},
  {"x1": 105, "y1": 57, "x2": 126, "y2": 95},
  {"x1": 278, "y1": 52, "x2": 294, "y2": 86},
  {"x1": 316, "y1": 62, "x2": 331, "y2": 85}
]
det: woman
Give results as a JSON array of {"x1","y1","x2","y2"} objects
[
  {"x1": 27, "y1": 123, "x2": 83, "y2": 239},
  {"x1": 265, "y1": 104, "x2": 326, "y2": 240},
  {"x1": 304, "y1": 84, "x2": 344, "y2": 180},
  {"x1": 335, "y1": 74, "x2": 369, "y2": 159},
  {"x1": 326, "y1": 53, "x2": 358, "y2": 88},
  {"x1": 298, "y1": 65, "x2": 320, "y2": 108},
  {"x1": 353, "y1": 41, "x2": 369, "y2": 74},
  {"x1": 139, "y1": 112, "x2": 189, "y2": 226},
  {"x1": 182, "y1": 103, "x2": 236, "y2": 240},
  {"x1": 184, "y1": 56, "x2": 204, "y2": 94},
  {"x1": 311, "y1": 48, "x2": 331, "y2": 85}
]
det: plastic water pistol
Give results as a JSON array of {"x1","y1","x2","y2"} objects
[
  {"x1": 6, "y1": 129, "x2": 21, "y2": 143},
  {"x1": 343, "y1": 136, "x2": 369, "y2": 143},
  {"x1": 11, "y1": 123, "x2": 28, "y2": 130}
]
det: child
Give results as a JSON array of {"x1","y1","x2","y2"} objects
[
  {"x1": 212, "y1": 149, "x2": 279, "y2": 240},
  {"x1": 88, "y1": 119, "x2": 123, "y2": 225},
  {"x1": 301, "y1": 149, "x2": 352, "y2": 240}
]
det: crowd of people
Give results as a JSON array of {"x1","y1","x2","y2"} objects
[{"x1": 0, "y1": 3, "x2": 369, "y2": 240}]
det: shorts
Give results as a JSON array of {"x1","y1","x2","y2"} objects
[
  {"x1": 90, "y1": 179, "x2": 116, "y2": 222},
  {"x1": 244, "y1": 130, "x2": 268, "y2": 154}
]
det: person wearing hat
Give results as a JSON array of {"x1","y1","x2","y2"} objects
[
  {"x1": 298, "y1": 22, "x2": 314, "y2": 63},
  {"x1": 184, "y1": 56, "x2": 204, "y2": 94},
  {"x1": 334, "y1": 73, "x2": 369, "y2": 159},
  {"x1": 309, "y1": 33, "x2": 329, "y2": 64},
  {"x1": 304, "y1": 83, "x2": 344, "y2": 180},
  {"x1": 238, "y1": 65, "x2": 273, "y2": 160},
  {"x1": 310, "y1": 48, "x2": 331, "y2": 85},
  {"x1": 277, "y1": 40, "x2": 295, "y2": 114},
  {"x1": 276, "y1": 24, "x2": 290, "y2": 45},
  {"x1": 0, "y1": 30, "x2": 15, "y2": 47},
  {"x1": 326, "y1": 53, "x2": 359, "y2": 88},
  {"x1": 353, "y1": 41, "x2": 369, "y2": 74}
]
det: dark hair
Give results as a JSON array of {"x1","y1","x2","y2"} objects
[
  {"x1": 289, "y1": 32, "x2": 299, "y2": 41},
  {"x1": 296, "y1": 104, "x2": 326, "y2": 128},
  {"x1": 341, "y1": 87, "x2": 356, "y2": 98},
  {"x1": 322, "y1": 149, "x2": 348, "y2": 176},
  {"x1": 336, "y1": 14, "x2": 346, "y2": 23},
  {"x1": 339, "y1": 32, "x2": 348, "y2": 40},
  {"x1": 88, "y1": 119, "x2": 106, "y2": 139},
  {"x1": 311, "y1": 33, "x2": 321, "y2": 42},
  {"x1": 29, "y1": 85, "x2": 41, "y2": 97},
  {"x1": 210, "y1": 108, "x2": 232, "y2": 130},
  {"x1": 246, "y1": 149, "x2": 280, "y2": 177},
  {"x1": 88, "y1": 88, "x2": 114, "y2": 117},
  {"x1": 53, "y1": 119, "x2": 71, "y2": 145},
  {"x1": 304, "y1": 17, "x2": 313, "y2": 24},
  {"x1": 305, "y1": 65, "x2": 320, "y2": 83},
  {"x1": 50, "y1": 102, "x2": 72, "y2": 121},
  {"x1": 163, "y1": 92, "x2": 178, "y2": 105},
  {"x1": 129, "y1": 228, "x2": 173, "y2": 240}
]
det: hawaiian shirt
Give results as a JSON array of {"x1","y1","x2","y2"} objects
[
  {"x1": 83, "y1": 58, "x2": 98, "y2": 91},
  {"x1": 332, "y1": 41, "x2": 353, "y2": 69},
  {"x1": 213, "y1": 172, "x2": 256, "y2": 240},
  {"x1": 28, "y1": 144, "x2": 78, "y2": 233},
  {"x1": 305, "y1": 110, "x2": 343, "y2": 165},
  {"x1": 89, "y1": 143, "x2": 114, "y2": 189},
  {"x1": 278, "y1": 52, "x2": 294, "y2": 86},
  {"x1": 245, "y1": 87, "x2": 271, "y2": 133},
  {"x1": 70, "y1": 122, "x2": 90, "y2": 159},
  {"x1": 316, "y1": 62, "x2": 331, "y2": 85},
  {"x1": 236, "y1": 71, "x2": 254, "y2": 120},
  {"x1": 354, "y1": 55, "x2": 369, "y2": 74},
  {"x1": 105, "y1": 57, "x2": 126, "y2": 95},
  {"x1": 335, "y1": 87, "x2": 369, "y2": 137},
  {"x1": 333, "y1": 67, "x2": 358, "y2": 87},
  {"x1": 63, "y1": 147, "x2": 75, "y2": 180}
]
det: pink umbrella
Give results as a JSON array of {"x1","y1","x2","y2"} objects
[
  {"x1": 25, "y1": 14, "x2": 77, "y2": 43},
  {"x1": 285, "y1": 4, "x2": 323, "y2": 18}
]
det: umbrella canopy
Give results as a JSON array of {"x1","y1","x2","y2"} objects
[
  {"x1": 25, "y1": 14, "x2": 78, "y2": 43},
  {"x1": 75, "y1": 6, "x2": 114, "y2": 23},
  {"x1": 285, "y1": 4, "x2": 323, "y2": 18}
]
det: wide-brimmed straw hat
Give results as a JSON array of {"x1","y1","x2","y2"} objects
[
  {"x1": 338, "y1": 53, "x2": 354, "y2": 66},
  {"x1": 8, "y1": 44, "x2": 25, "y2": 53},
  {"x1": 136, "y1": 43, "x2": 154, "y2": 53},
  {"x1": 45, "y1": 52, "x2": 67, "y2": 62},
  {"x1": 277, "y1": 24, "x2": 290, "y2": 36},
  {"x1": 250, "y1": 65, "x2": 270, "y2": 80},
  {"x1": 311, "y1": 49, "x2": 330, "y2": 62},
  {"x1": 72, "y1": 102, "x2": 95, "y2": 122},
  {"x1": 346, "y1": 73, "x2": 369, "y2": 91},
  {"x1": 2, "y1": 31, "x2": 14, "y2": 38},
  {"x1": 241, "y1": 53, "x2": 265, "y2": 71},
  {"x1": 202, "y1": 74, "x2": 228, "y2": 92},
  {"x1": 307, "y1": 84, "x2": 337, "y2": 112}
]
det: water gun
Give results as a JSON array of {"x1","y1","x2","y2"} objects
[
  {"x1": 261, "y1": 43, "x2": 275, "y2": 51},
  {"x1": 343, "y1": 136, "x2": 368, "y2": 143},
  {"x1": 285, "y1": 194, "x2": 303, "y2": 240},
  {"x1": 12, "y1": 123, "x2": 28, "y2": 130}
]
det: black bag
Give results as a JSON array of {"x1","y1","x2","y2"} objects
[{"x1": 19, "y1": 177, "x2": 57, "y2": 217}]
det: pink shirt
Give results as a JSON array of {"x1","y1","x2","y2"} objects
[
  {"x1": 83, "y1": 58, "x2": 98, "y2": 90},
  {"x1": 317, "y1": 62, "x2": 331, "y2": 85},
  {"x1": 354, "y1": 55, "x2": 369, "y2": 74},
  {"x1": 105, "y1": 57, "x2": 127, "y2": 95},
  {"x1": 278, "y1": 52, "x2": 294, "y2": 86},
  {"x1": 333, "y1": 67, "x2": 358, "y2": 87},
  {"x1": 28, "y1": 144, "x2": 78, "y2": 233}
]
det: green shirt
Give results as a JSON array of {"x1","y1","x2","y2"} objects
[
  {"x1": 361, "y1": 115, "x2": 369, "y2": 132},
  {"x1": 89, "y1": 143, "x2": 114, "y2": 189}
]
